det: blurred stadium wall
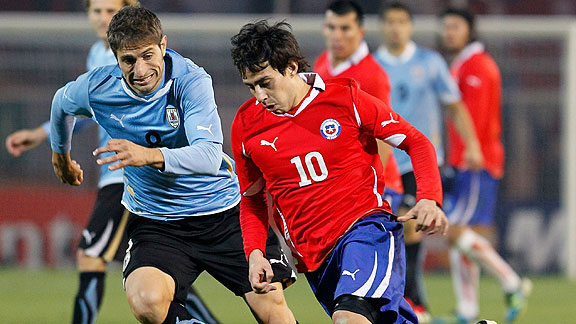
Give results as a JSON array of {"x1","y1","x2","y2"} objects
[{"x1": 0, "y1": 9, "x2": 575, "y2": 280}]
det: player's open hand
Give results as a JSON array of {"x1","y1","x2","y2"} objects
[
  {"x1": 52, "y1": 152, "x2": 84, "y2": 186},
  {"x1": 248, "y1": 249, "x2": 277, "y2": 294},
  {"x1": 6, "y1": 127, "x2": 47, "y2": 157},
  {"x1": 397, "y1": 199, "x2": 449, "y2": 236},
  {"x1": 93, "y1": 139, "x2": 164, "y2": 171},
  {"x1": 463, "y1": 142, "x2": 484, "y2": 171}
]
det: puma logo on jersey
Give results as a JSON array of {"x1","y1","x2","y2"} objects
[
  {"x1": 342, "y1": 269, "x2": 360, "y2": 280},
  {"x1": 82, "y1": 230, "x2": 96, "y2": 245},
  {"x1": 197, "y1": 124, "x2": 214, "y2": 136},
  {"x1": 110, "y1": 113, "x2": 125, "y2": 127},
  {"x1": 381, "y1": 113, "x2": 399, "y2": 128},
  {"x1": 260, "y1": 137, "x2": 278, "y2": 151}
]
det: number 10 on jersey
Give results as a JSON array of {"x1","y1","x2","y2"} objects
[{"x1": 290, "y1": 152, "x2": 328, "y2": 187}]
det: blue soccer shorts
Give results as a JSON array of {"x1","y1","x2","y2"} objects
[
  {"x1": 383, "y1": 187, "x2": 403, "y2": 215},
  {"x1": 306, "y1": 212, "x2": 417, "y2": 324},
  {"x1": 443, "y1": 168, "x2": 500, "y2": 226}
]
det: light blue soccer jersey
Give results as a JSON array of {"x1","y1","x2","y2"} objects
[
  {"x1": 43, "y1": 40, "x2": 122, "y2": 188},
  {"x1": 374, "y1": 41, "x2": 461, "y2": 174},
  {"x1": 51, "y1": 49, "x2": 240, "y2": 218}
]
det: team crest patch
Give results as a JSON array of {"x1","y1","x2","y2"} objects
[
  {"x1": 165, "y1": 105, "x2": 180, "y2": 129},
  {"x1": 320, "y1": 119, "x2": 341, "y2": 140}
]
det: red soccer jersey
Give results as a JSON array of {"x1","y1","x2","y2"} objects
[
  {"x1": 314, "y1": 49, "x2": 403, "y2": 193},
  {"x1": 231, "y1": 74, "x2": 441, "y2": 272},
  {"x1": 448, "y1": 42, "x2": 504, "y2": 178}
]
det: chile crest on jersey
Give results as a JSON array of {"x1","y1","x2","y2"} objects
[{"x1": 320, "y1": 118, "x2": 341, "y2": 140}]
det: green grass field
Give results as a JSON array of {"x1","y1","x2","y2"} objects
[{"x1": 0, "y1": 268, "x2": 574, "y2": 323}]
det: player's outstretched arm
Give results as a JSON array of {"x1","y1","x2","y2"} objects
[
  {"x1": 248, "y1": 249, "x2": 276, "y2": 294},
  {"x1": 93, "y1": 138, "x2": 164, "y2": 171},
  {"x1": 5, "y1": 126, "x2": 47, "y2": 157},
  {"x1": 52, "y1": 152, "x2": 84, "y2": 186},
  {"x1": 397, "y1": 199, "x2": 449, "y2": 235}
]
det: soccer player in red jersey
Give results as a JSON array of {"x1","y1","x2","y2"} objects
[
  {"x1": 436, "y1": 8, "x2": 531, "y2": 323},
  {"x1": 230, "y1": 20, "x2": 449, "y2": 324},
  {"x1": 314, "y1": 1, "x2": 404, "y2": 213}
]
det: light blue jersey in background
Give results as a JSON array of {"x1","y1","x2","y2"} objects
[
  {"x1": 374, "y1": 41, "x2": 461, "y2": 175},
  {"x1": 50, "y1": 49, "x2": 240, "y2": 219},
  {"x1": 43, "y1": 40, "x2": 122, "y2": 188}
]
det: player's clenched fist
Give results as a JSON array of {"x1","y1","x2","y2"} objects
[
  {"x1": 397, "y1": 198, "x2": 449, "y2": 236},
  {"x1": 93, "y1": 138, "x2": 164, "y2": 171},
  {"x1": 248, "y1": 249, "x2": 277, "y2": 294},
  {"x1": 52, "y1": 152, "x2": 84, "y2": 186}
]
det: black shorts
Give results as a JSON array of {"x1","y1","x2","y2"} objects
[
  {"x1": 400, "y1": 172, "x2": 417, "y2": 209},
  {"x1": 78, "y1": 183, "x2": 130, "y2": 262},
  {"x1": 122, "y1": 204, "x2": 296, "y2": 304}
]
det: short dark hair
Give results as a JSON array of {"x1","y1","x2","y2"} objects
[
  {"x1": 326, "y1": 0, "x2": 364, "y2": 26},
  {"x1": 230, "y1": 20, "x2": 309, "y2": 78},
  {"x1": 380, "y1": 1, "x2": 413, "y2": 20},
  {"x1": 107, "y1": 6, "x2": 163, "y2": 55},
  {"x1": 440, "y1": 7, "x2": 477, "y2": 43}
]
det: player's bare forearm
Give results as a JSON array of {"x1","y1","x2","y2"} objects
[
  {"x1": 6, "y1": 126, "x2": 48, "y2": 157},
  {"x1": 52, "y1": 151, "x2": 84, "y2": 186},
  {"x1": 446, "y1": 101, "x2": 484, "y2": 170},
  {"x1": 397, "y1": 199, "x2": 449, "y2": 236},
  {"x1": 93, "y1": 139, "x2": 164, "y2": 171},
  {"x1": 248, "y1": 249, "x2": 276, "y2": 294}
]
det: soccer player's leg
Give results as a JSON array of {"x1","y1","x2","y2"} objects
[
  {"x1": 185, "y1": 287, "x2": 220, "y2": 324},
  {"x1": 306, "y1": 212, "x2": 417, "y2": 324},
  {"x1": 195, "y1": 206, "x2": 296, "y2": 324},
  {"x1": 122, "y1": 215, "x2": 205, "y2": 324},
  {"x1": 73, "y1": 183, "x2": 129, "y2": 324},
  {"x1": 400, "y1": 172, "x2": 431, "y2": 323},
  {"x1": 445, "y1": 169, "x2": 529, "y2": 323}
]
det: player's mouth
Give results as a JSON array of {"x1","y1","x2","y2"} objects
[{"x1": 132, "y1": 73, "x2": 155, "y2": 86}]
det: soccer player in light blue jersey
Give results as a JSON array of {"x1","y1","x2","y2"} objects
[
  {"x1": 5, "y1": 1, "x2": 220, "y2": 323},
  {"x1": 374, "y1": 2, "x2": 483, "y2": 323},
  {"x1": 49, "y1": 6, "x2": 296, "y2": 324}
]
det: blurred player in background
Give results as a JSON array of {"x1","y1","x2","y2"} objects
[
  {"x1": 313, "y1": 0, "x2": 404, "y2": 213},
  {"x1": 230, "y1": 19, "x2": 449, "y2": 324},
  {"x1": 436, "y1": 7, "x2": 531, "y2": 323},
  {"x1": 374, "y1": 3, "x2": 483, "y2": 322},
  {"x1": 5, "y1": 2, "x2": 216, "y2": 324}
]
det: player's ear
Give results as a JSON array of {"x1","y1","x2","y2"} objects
[
  {"x1": 160, "y1": 35, "x2": 167, "y2": 55},
  {"x1": 286, "y1": 61, "x2": 298, "y2": 77}
]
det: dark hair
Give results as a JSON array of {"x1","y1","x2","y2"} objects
[
  {"x1": 440, "y1": 7, "x2": 477, "y2": 43},
  {"x1": 380, "y1": 1, "x2": 413, "y2": 20},
  {"x1": 107, "y1": 6, "x2": 163, "y2": 55},
  {"x1": 230, "y1": 20, "x2": 309, "y2": 78},
  {"x1": 326, "y1": 0, "x2": 364, "y2": 26}
]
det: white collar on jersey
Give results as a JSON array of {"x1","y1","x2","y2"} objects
[
  {"x1": 328, "y1": 40, "x2": 370, "y2": 76},
  {"x1": 451, "y1": 41, "x2": 485, "y2": 71},
  {"x1": 269, "y1": 73, "x2": 325, "y2": 118},
  {"x1": 375, "y1": 41, "x2": 417, "y2": 65},
  {"x1": 121, "y1": 78, "x2": 174, "y2": 103}
]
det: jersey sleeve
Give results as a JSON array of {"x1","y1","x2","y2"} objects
[
  {"x1": 50, "y1": 72, "x2": 94, "y2": 153},
  {"x1": 353, "y1": 87, "x2": 443, "y2": 205},
  {"x1": 430, "y1": 52, "x2": 461, "y2": 106},
  {"x1": 158, "y1": 72, "x2": 224, "y2": 175},
  {"x1": 230, "y1": 110, "x2": 269, "y2": 259}
]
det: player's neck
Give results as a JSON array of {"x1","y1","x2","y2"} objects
[
  {"x1": 386, "y1": 43, "x2": 408, "y2": 56},
  {"x1": 331, "y1": 56, "x2": 347, "y2": 68},
  {"x1": 100, "y1": 38, "x2": 110, "y2": 49},
  {"x1": 291, "y1": 77, "x2": 312, "y2": 109}
]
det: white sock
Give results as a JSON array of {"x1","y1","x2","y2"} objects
[
  {"x1": 455, "y1": 229, "x2": 521, "y2": 293},
  {"x1": 450, "y1": 248, "x2": 479, "y2": 320}
]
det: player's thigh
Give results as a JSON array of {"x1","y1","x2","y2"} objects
[
  {"x1": 125, "y1": 266, "x2": 175, "y2": 308},
  {"x1": 306, "y1": 214, "x2": 408, "y2": 317},
  {"x1": 123, "y1": 217, "x2": 202, "y2": 305},
  {"x1": 244, "y1": 283, "x2": 293, "y2": 322},
  {"x1": 79, "y1": 183, "x2": 130, "y2": 262}
]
